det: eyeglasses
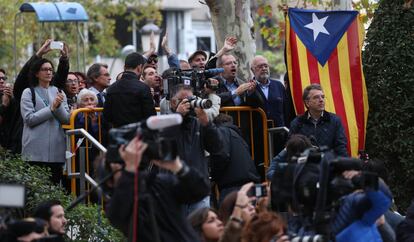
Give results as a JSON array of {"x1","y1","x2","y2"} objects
[
  {"x1": 224, "y1": 61, "x2": 238, "y2": 66},
  {"x1": 147, "y1": 57, "x2": 158, "y2": 64},
  {"x1": 66, "y1": 79, "x2": 79, "y2": 84},
  {"x1": 309, "y1": 94, "x2": 325, "y2": 100},
  {"x1": 0, "y1": 76, "x2": 7, "y2": 81},
  {"x1": 40, "y1": 67, "x2": 54, "y2": 72}
]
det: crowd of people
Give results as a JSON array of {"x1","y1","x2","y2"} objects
[{"x1": 0, "y1": 35, "x2": 414, "y2": 242}]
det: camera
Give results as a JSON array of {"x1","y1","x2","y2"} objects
[
  {"x1": 106, "y1": 114, "x2": 182, "y2": 164},
  {"x1": 248, "y1": 184, "x2": 267, "y2": 198},
  {"x1": 270, "y1": 147, "x2": 380, "y2": 239},
  {"x1": 163, "y1": 67, "x2": 223, "y2": 100},
  {"x1": 186, "y1": 96, "x2": 212, "y2": 109}
]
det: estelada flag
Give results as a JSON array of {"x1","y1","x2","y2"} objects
[{"x1": 286, "y1": 8, "x2": 369, "y2": 157}]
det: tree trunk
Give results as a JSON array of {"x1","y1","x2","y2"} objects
[
  {"x1": 205, "y1": 0, "x2": 256, "y2": 82},
  {"x1": 331, "y1": 0, "x2": 352, "y2": 10}
]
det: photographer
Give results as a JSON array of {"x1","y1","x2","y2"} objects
[
  {"x1": 107, "y1": 136, "x2": 210, "y2": 242},
  {"x1": 169, "y1": 84, "x2": 226, "y2": 213},
  {"x1": 333, "y1": 172, "x2": 393, "y2": 242}
]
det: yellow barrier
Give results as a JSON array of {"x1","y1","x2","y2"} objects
[
  {"x1": 63, "y1": 107, "x2": 104, "y2": 196},
  {"x1": 64, "y1": 106, "x2": 269, "y2": 195}
]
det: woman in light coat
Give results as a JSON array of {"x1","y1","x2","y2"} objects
[{"x1": 20, "y1": 58, "x2": 70, "y2": 184}]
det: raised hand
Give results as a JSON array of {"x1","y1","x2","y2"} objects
[
  {"x1": 36, "y1": 39, "x2": 53, "y2": 57},
  {"x1": 223, "y1": 36, "x2": 238, "y2": 52},
  {"x1": 161, "y1": 33, "x2": 171, "y2": 56},
  {"x1": 60, "y1": 42, "x2": 69, "y2": 58}
]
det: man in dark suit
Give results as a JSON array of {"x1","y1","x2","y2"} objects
[
  {"x1": 247, "y1": 55, "x2": 289, "y2": 128},
  {"x1": 215, "y1": 54, "x2": 255, "y2": 107},
  {"x1": 247, "y1": 55, "x2": 290, "y2": 178},
  {"x1": 104, "y1": 52, "x2": 156, "y2": 127}
]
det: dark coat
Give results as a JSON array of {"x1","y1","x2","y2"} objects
[
  {"x1": 246, "y1": 79, "x2": 289, "y2": 127},
  {"x1": 215, "y1": 76, "x2": 247, "y2": 107},
  {"x1": 211, "y1": 123, "x2": 260, "y2": 189},
  {"x1": 289, "y1": 111, "x2": 348, "y2": 157},
  {"x1": 107, "y1": 166, "x2": 208, "y2": 242},
  {"x1": 396, "y1": 200, "x2": 414, "y2": 242},
  {"x1": 103, "y1": 71, "x2": 156, "y2": 127},
  {"x1": 175, "y1": 116, "x2": 226, "y2": 179}
]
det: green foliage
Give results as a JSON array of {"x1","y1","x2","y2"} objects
[
  {"x1": 362, "y1": 0, "x2": 414, "y2": 211},
  {"x1": 0, "y1": 0, "x2": 161, "y2": 73},
  {"x1": 256, "y1": 50, "x2": 286, "y2": 77},
  {"x1": 0, "y1": 149, "x2": 125, "y2": 241}
]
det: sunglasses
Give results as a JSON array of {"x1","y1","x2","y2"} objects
[
  {"x1": 0, "y1": 76, "x2": 7, "y2": 81},
  {"x1": 147, "y1": 56, "x2": 158, "y2": 64}
]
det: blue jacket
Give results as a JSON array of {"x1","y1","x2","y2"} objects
[
  {"x1": 289, "y1": 111, "x2": 348, "y2": 157},
  {"x1": 332, "y1": 181, "x2": 392, "y2": 237},
  {"x1": 247, "y1": 79, "x2": 288, "y2": 127},
  {"x1": 335, "y1": 183, "x2": 392, "y2": 242}
]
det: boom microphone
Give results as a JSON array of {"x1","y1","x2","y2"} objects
[
  {"x1": 203, "y1": 68, "x2": 224, "y2": 76},
  {"x1": 146, "y1": 114, "x2": 183, "y2": 130}
]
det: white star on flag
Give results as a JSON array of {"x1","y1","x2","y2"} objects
[{"x1": 305, "y1": 13, "x2": 330, "y2": 41}]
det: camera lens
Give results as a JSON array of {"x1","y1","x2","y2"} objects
[{"x1": 189, "y1": 99, "x2": 212, "y2": 109}]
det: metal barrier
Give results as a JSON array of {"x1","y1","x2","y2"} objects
[
  {"x1": 62, "y1": 108, "x2": 104, "y2": 195},
  {"x1": 65, "y1": 128, "x2": 106, "y2": 197},
  {"x1": 219, "y1": 106, "x2": 270, "y2": 169},
  {"x1": 64, "y1": 106, "x2": 270, "y2": 195}
]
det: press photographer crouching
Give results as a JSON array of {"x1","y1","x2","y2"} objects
[
  {"x1": 106, "y1": 133, "x2": 210, "y2": 242},
  {"x1": 270, "y1": 147, "x2": 393, "y2": 242}
]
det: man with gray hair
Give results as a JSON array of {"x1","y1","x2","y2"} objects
[
  {"x1": 289, "y1": 83, "x2": 348, "y2": 157},
  {"x1": 87, "y1": 63, "x2": 111, "y2": 107},
  {"x1": 247, "y1": 55, "x2": 289, "y2": 127}
]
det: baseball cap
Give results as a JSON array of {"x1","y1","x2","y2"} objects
[{"x1": 188, "y1": 50, "x2": 207, "y2": 64}]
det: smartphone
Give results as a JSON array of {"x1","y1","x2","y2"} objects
[
  {"x1": 50, "y1": 41, "x2": 64, "y2": 50},
  {"x1": 248, "y1": 184, "x2": 267, "y2": 198}
]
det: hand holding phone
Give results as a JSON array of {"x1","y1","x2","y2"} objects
[
  {"x1": 248, "y1": 184, "x2": 267, "y2": 198},
  {"x1": 50, "y1": 41, "x2": 64, "y2": 50}
]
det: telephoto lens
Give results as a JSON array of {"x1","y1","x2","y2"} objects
[{"x1": 188, "y1": 97, "x2": 212, "y2": 109}]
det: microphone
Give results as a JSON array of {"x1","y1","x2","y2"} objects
[
  {"x1": 146, "y1": 114, "x2": 183, "y2": 130},
  {"x1": 203, "y1": 68, "x2": 224, "y2": 76}
]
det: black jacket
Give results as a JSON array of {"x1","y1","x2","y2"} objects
[
  {"x1": 211, "y1": 123, "x2": 260, "y2": 189},
  {"x1": 103, "y1": 71, "x2": 156, "y2": 127},
  {"x1": 175, "y1": 116, "x2": 226, "y2": 179},
  {"x1": 289, "y1": 111, "x2": 348, "y2": 157},
  {"x1": 396, "y1": 199, "x2": 414, "y2": 242},
  {"x1": 107, "y1": 165, "x2": 208, "y2": 242},
  {"x1": 215, "y1": 76, "x2": 247, "y2": 107}
]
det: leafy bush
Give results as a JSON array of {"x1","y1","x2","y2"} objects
[
  {"x1": 0, "y1": 149, "x2": 125, "y2": 241},
  {"x1": 362, "y1": 0, "x2": 414, "y2": 211}
]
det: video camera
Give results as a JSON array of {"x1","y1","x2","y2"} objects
[
  {"x1": 106, "y1": 114, "x2": 183, "y2": 164},
  {"x1": 270, "y1": 147, "x2": 379, "y2": 239},
  {"x1": 163, "y1": 68, "x2": 224, "y2": 100},
  {"x1": 0, "y1": 184, "x2": 58, "y2": 241}
]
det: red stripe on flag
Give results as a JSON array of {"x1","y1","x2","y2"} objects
[
  {"x1": 306, "y1": 50, "x2": 320, "y2": 84},
  {"x1": 290, "y1": 29, "x2": 305, "y2": 114},
  {"x1": 347, "y1": 19, "x2": 365, "y2": 150},
  {"x1": 328, "y1": 48, "x2": 351, "y2": 154}
]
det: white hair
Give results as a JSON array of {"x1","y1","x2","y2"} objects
[{"x1": 77, "y1": 89, "x2": 98, "y2": 107}]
